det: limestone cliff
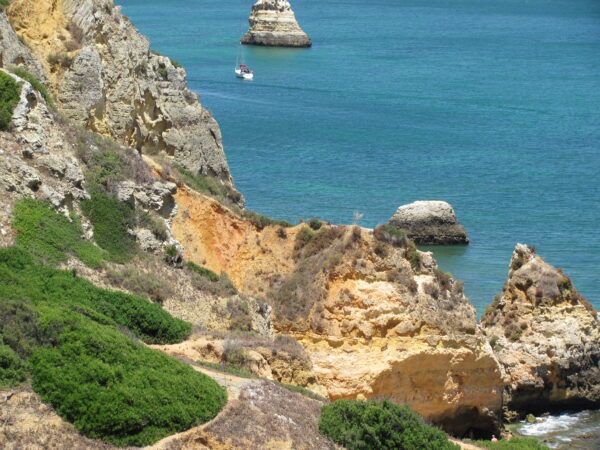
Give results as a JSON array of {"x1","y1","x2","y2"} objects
[
  {"x1": 171, "y1": 190, "x2": 504, "y2": 437},
  {"x1": 5, "y1": 0, "x2": 237, "y2": 193},
  {"x1": 241, "y1": 0, "x2": 312, "y2": 48},
  {"x1": 482, "y1": 244, "x2": 600, "y2": 415}
]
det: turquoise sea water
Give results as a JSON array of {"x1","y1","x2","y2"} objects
[{"x1": 117, "y1": 0, "x2": 600, "y2": 314}]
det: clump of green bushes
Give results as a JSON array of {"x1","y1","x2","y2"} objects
[
  {"x1": 374, "y1": 223, "x2": 409, "y2": 247},
  {"x1": 319, "y1": 399, "x2": 459, "y2": 450},
  {"x1": 0, "y1": 246, "x2": 227, "y2": 445},
  {"x1": 0, "y1": 70, "x2": 21, "y2": 131},
  {"x1": 13, "y1": 197, "x2": 106, "y2": 268},
  {"x1": 9, "y1": 67, "x2": 55, "y2": 110},
  {"x1": 241, "y1": 210, "x2": 292, "y2": 230}
]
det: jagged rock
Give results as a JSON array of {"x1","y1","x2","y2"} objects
[
  {"x1": 6, "y1": 0, "x2": 240, "y2": 199},
  {"x1": 241, "y1": 0, "x2": 311, "y2": 48},
  {"x1": 0, "y1": 11, "x2": 46, "y2": 82},
  {"x1": 388, "y1": 200, "x2": 469, "y2": 245},
  {"x1": 482, "y1": 244, "x2": 600, "y2": 415}
]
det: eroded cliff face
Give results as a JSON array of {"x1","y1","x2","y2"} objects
[
  {"x1": 482, "y1": 244, "x2": 600, "y2": 415},
  {"x1": 241, "y1": 0, "x2": 311, "y2": 48},
  {"x1": 5, "y1": 0, "x2": 236, "y2": 190},
  {"x1": 171, "y1": 189, "x2": 504, "y2": 436}
]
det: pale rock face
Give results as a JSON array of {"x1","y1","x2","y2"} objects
[
  {"x1": 241, "y1": 0, "x2": 311, "y2": 47},
  {"x1": 0, "y1": 12, "x2": 46, "y2": 82},
  {"x1": 482, "y1": 244, "x2": 600, "y2": 415},
  {"x1": 389, "y1": 200, "x2": 469, "y2": 245},
  {"x1": 6, "y1": 0, "x2": 238, "y2": 195}
]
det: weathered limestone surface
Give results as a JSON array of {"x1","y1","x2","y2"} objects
[
  {"x1": 0, "y1": 12, "x2": 46, "y2": 82},
  {"x1": 6, "y1": 0, "x2": 238, "y2": 194},
  {"x1": 171, "y1": 190, "x2": 504, "y2": 437},
  {"x1": 241, "y1": 0, "x2": 311, "y2": 48},
  {"x1": 389, "y1": 200, "x2": 469, "y2": 245},
  {"x1": 482, "y1": 244, "x2": 600, "y2": 415}
]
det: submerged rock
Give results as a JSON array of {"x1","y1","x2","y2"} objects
[
  {"x1": 482, "y1": 244, "x2": 600, "y2": 415},
  {"x1": 241, "y1": 0, "x2": 311, "y2": 48},
  {"x1": 388, "y1": 201, "x2": 469, "y2": 245}
]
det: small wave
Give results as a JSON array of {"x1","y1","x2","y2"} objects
[{"x1": 520, "y1": 414, "x2": 581, "y2": 436}]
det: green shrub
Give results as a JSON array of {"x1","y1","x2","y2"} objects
[
  {"x1": 405, "y1": 241, "x2": 421, "y2": 271},
  {"x1": 0, "y1": 70, "x2": 21, "y2": 131},
  {"x1": 187, "y1": 261, "x2": 219, "y2": 282},
  {"x1": 241, "y1": 210, "x2": 292, "y2": 230},
  {"x1": 471, "y1": 436, "x2": 548, "y2": 449},
  {"x1": 13, "y1": 197, "x2": 106, "y2": 267},
  {"x1": 0, "y1": 247, "x2": 191, "y2": 344},
  {"x1": 31, "y1": 304, "x2": 227, "y2": 446},
  {"x1": 81, "y1": 190, "x2": 137, "y2": 263},
  {"x1": 374, "y1": 223, "x2": 408, "y2": 247},
  {"x1": 319, "y1": 399, "x2": 458, "y2": 450},
  {"x1": 137, "y1": 209, "x2": 169, "y2": 240},
  {"x1": 8, "y1": 67, "x2": 55, "y2": 110},
  {"x1": 0, "y1": 0, "x2": 10, "y2": 10},
  {"x1": 0, "y1": 297, "x2": 42, "y2": 358},
  {"x1": 0, "y1": 344, "x2": 29, "y2": 388},
  {"x1": 308, "y1": 217, "x2": 324, "y2": 230}
]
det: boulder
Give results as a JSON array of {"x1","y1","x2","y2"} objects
[
  {"x1": 241, "y1": 0, "x2": 311, "y2": 48},
  {"x1": 482, "y1": 244, "x2": 600, "y2": 415},
  {"x1": 388, "y1": 201, "x2": 469, "y2": 245}
]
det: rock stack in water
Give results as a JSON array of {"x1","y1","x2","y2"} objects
[
  {"x1": 482, "y1": 244, "x2": 600, "y2": 415},
  {"x1": 241, "y1": 0, "x2": 311, "y2": 48},
  {"x1": 387, "y1": 201, "x2": 469, "y2": 245}
]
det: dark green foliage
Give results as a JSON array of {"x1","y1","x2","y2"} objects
[
  {"x1": 405, "y1": 241, "x2": 422, "y2": 271},
  {"x1": 0, "y1": 70, "x2": 21, "y2": 131},
  {"x1": 308, "y1": 217, "x2": 324, "y2": 230},
  {"x1": 81, "y1": 190, "x2": 137, "y2": 263},
  {"x1": 86, "y1": 150, "x2": 131, "y2": 188},
  {"x1": 0, "y1": 247, "x2": 225, "y2": 445},
  {"x1": 0, "y1": 0, "x2": 10, "y2": 9},
  {"x1": 241, "y1": 210, "x2": 292, "y2": 230},
  {"x1": 0, "y1": 344, "x2": 29, "y2": 388},
  {"x1": 0, "y1": 247, "x2": 191, "y2": 344},
  {"x1": 13, "y1": 197, "x2": 106, "y2": 267},
  {"x1": 374, "y1": 223, "x2": 409, "y2": 247},
  {"x1": 31, "y1": 305, "x2": 226, "y2": 446},
  {"x1": 471, "y1": 437, "x2": 548, "y2": 449},
  {"x1": 9, "y1": 67, "x2": 55, "y2": 110},
  {"x1": 319, "y1": 399, "x2": 459, "y2": 450},
  {"x1": 187, "y1": 261, "x2": 219, "y2": 282}
]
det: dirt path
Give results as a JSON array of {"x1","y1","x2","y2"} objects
[{"x1": 450, "y1": 438, "x2": 485, "y2": 450}]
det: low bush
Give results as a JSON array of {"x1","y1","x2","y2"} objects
[
  {"x1": 187, "y1": 263, "x2": 238, "y2": 298},
  {"x1": 293, "y1": 226, "x2": 345, "y2": 260},
  {"x1": 0, "y1": 247, "x2": 190, "y2": 344},
  {"x1": 0, "y1": 0, "x2": 10, "y2": 10},
  {"x1": 31, "y1": 304, "x2": 226, "y2": 446},
  {"x1": 187, "y1": 261, "x2": 219, "y2": 282},
  {"x1": 0, "y1": 344, "x2": 29, "y2": 388},
  {"x1": 0, "y1": 70, "x2": 21, "y2": 131},
  {"x1": 13, "y1": 197, "x2": 106, "y2": 267},
  {"x1": 197, "y1": 360, "x2": 254, "y2": 379},
  {"x1": 81, "y1": 190, "x2": 137, "y2": 263},
  {"x1": 308, "y1": 218, "x2": 324, "y2": 230},
  {"x1": 137, "y1": 209, "x2": 169, "y2": 240},
  {"x1": 9, "y1": 67, "x2": 55, "y2": 110},
  {"x1": 374, "y1": 223, "x2": 409, "y2": 247},
  {"x1": 470, "y1": 436, "x2": 548, "y2": 449},
  {"x1": 241, "y1": 210, "x2": 292, "y2": 230},
  {"x1": 405, "y1": 241, "x2": 422, "y2": 271},
  {"x1": 319, "y1": 399, "x2": 458, "y2": 450}
]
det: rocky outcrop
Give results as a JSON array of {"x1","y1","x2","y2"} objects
[
  {"x1": 171, "y1": 190, "x2": 503, "y2": 437},
  {"x1": 388, "y1": 200, "x2": 469, "y2": 245},
  {"x1": 482, "y1": 244, "x2": 600, "y2": 415},
  {"x1": 241, "y1": 0, "x2": 311, "y2": 48},
  {"x1": 5, "y1": 0, "x2": 238, "y2": 196},
  {"x1": 0, "y1": 12, "x2": 46, "y2": 82}
]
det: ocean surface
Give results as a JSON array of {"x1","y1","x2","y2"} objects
[{"x1": 116, "y1": 0, "x2": 600, "y2": 315}]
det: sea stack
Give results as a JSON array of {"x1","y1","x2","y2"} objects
[
  {"x1": 241, "y1": 0, "x2": 312, "y2": 48},
  {"x1": 482, "y1": 244, "x2": 600, "y2": 415},
  {"x1": 387, "y1": 201, "x2": 469, "y2": 245}
]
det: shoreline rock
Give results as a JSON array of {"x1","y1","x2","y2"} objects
[
  {"x1": 482, "y1": 244, "x2": 600, "y2": 415},
  {"x1": 387, "y1": 201, "x2": 469, "y2": 245},
  {"x1": 241, "y1": 0, "x2": 311, "y2": 48}
]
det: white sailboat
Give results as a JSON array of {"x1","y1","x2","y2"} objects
[{"x1": 235, "y1": 22, "x2": 254, "y2": 80}]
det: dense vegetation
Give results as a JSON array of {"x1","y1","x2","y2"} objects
[
  {"x1": 13, "y1": 197, "x2": 106, "y2": 267},
  {"x1": 470, "y1": 437, "x2": 549, "y2": 449},
  {"x1": 0, "y1": 246, "x2": 226, "y2": 445},
  {"x1": 8, "y1": 67, "x2": 56, "y2": 110},
  {"x1": 319, "y1": 399, "x2": 459, "y2": 450},
  {"x1": 0, "y1": 70, "x2": 21, "y2": 131}
]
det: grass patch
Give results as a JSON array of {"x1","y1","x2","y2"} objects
[
  {"x1": 319, "y1": 399, "x2": 459, "y2": 450},
  {"x1": 241, "y1": 210, "x2": 292, "y2": 230},
  {"x1": 186, "y1": 262, "x2": 238, "y2": 297},
  {"x1": 0, "y1": 246, "x2": 226, "y2": 445},
  {"x1": 81, "y1": 190, "x2": 137, "y2": 263},
  {"x1": 197, "y1": 360, "x2": 254, "y2": 378},
  {"x1": 13, "y1": 197, "x2": 106, "y2": 268},
  {"x1": 0, "y1": 70, "x2": 21, "y2": 131},
  {"x1": 8, "y1": 66, "x2": 55, "y2": 110},
  {"x1": 468, "y1": 437, "x2": 549, "y2": 449},
  {"x1": 187, "y1": 261, "x2": 219, "y2": 282}
]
